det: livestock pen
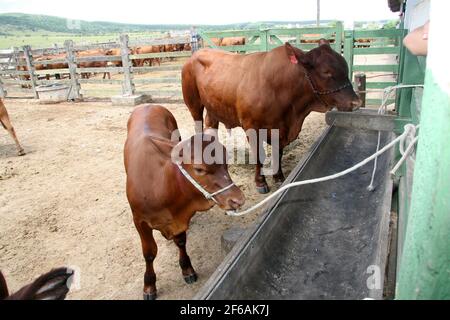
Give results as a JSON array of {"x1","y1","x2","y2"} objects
[{"x1": 1, "y1": 24, "x2": 403, "y2": 107}]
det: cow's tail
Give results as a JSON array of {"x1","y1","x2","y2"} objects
[{"x1": 182, "y1": 58, "x2": 204, "y2": 132}]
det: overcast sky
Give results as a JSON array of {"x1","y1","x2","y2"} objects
[{"x1": 0, "y1": 0, "x2": 399, "y2": 25}]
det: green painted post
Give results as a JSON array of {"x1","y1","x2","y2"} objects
[
  {"x1": 334, "y1": 21, "x2": 344, "y2": 53},
  {"x1": 396, "y1": 2, "x2": 450, "y2": 299},
  {"x1": 343, "y1": 31, "x2": 354, "y2": 80},
  {"x1": 260, "y1": 29, "x2": 269, "y2": 52}
]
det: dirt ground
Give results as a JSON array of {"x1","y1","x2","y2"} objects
[{"x1": 0, "y1": 98, "x2": 326, "y2": 300}]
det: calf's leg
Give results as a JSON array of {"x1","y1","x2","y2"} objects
[
  {"x1": 173, "y1": 232, "x2": 197, "y2": 284},
  {"x1": 1, "y1": 115, "x2": 25, "y2": 156},
  {"x1": 134, "y1": 219, "x2": 158, "y2": 300}
]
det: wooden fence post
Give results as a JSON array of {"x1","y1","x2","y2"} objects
[
  {"x1": 119, "y1": 34, "x2": 135, "y2": 96},
  {"x1": 354, "y1": 73, "x2": 366, "y2": 108},
  {"x1": 23, "y1": 45, "x2": 39, "y2": 99},
  {"x1": 64, "y1": 40, "x2": 82, "y2": 101}
]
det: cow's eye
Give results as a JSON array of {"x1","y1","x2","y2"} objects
[
  {"x1": 323, "y1": 71, "x2": 332, "y2": 78},
  {"x1": 194, "y1": 168, "x2": 207, "y2": 176}
]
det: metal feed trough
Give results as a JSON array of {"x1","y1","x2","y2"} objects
[{"x1": 196, "y1": 116, "x2": 396, "y2": 300}]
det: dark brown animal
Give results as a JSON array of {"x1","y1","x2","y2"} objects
[
  {"x1": 124, "y1": 105, "x2": 245, "y2": 300},
  {"x1": 0, "y1": 268, "x2": 73, "y2": 300},
  {"x1": 182, "y1": 39, "x2": 361, "y2": 194},
  {"x1": 1, "y1": 99, "x2": 25, "y2": 156}
]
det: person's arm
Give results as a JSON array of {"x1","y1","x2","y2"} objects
[{"x1": 403, "y1": 21, "x2": 430, "y2": 56}]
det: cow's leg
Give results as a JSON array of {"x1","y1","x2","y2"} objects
[
  {"x1": 273, "y1": 146, "x2": 285, "y2": 183},
  {"x1": 205, "y1": 112, "x2": 219, "y2": 130},
  {"x1": 173, "y1": 232, "x2": 197, "y2": 284},
  {"x1": 134, "y1": 218, "x2": 158, "y2": 300},
  {"x1": 249, "y1": 133, "x2": 269, "y2": 194},
  {"x1": 0, "y1": 117, "x2": 25, "y2": 156}
]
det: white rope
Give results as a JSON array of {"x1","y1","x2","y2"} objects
[
  {"x1": 390, "y1": 136, "x2": 419, "y2": 178},
  {"x1": 367, "y1": 84, "x2": 423, "y2": 191},
  {"x1": 226, "y1": 84, "x2": 423, "y2": 217},
  {"x1": 227, "y1": 124, "x2": 416, "y2": 217}
]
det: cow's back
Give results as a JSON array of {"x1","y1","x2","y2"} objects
[{"x1": 182, "y1": 48, "x2": 289, "y2": 129}]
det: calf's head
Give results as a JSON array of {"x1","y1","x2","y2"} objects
[
  {"x1": 285, "y1": 41, "x2": 362, "y2": 112},
  {"x1": 172, "y1": 133, "x2": 245, "y2": 212}
]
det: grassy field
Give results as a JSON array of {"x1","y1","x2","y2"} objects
[{"x1": 0, "y1": 31, "x2": 169, "y2": 49}]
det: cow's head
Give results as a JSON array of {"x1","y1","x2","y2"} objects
[
  {"x1": 172, "y1": 133, "x2": 245, "y2": 212},
  {"x1": 285, "y1": 40, "x2": 362, "y2": 112}
]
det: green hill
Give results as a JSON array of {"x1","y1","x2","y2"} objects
[{"x1": 0, "y1": 12, "x2": 335, "y2": 35}]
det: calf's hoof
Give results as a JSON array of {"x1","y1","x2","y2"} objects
[
  {"x1": 184, "y1": 273, "x2": 198, "y2": 284},
  {"x1": 17, "y1": 149, "x2": 26, "y2": 157},
  {"x1": 256, "y1": 184, "x2": 270, "y2": 194},
  {"x1": 143, "y1": 292, "x2": 157, "y2": 300}
]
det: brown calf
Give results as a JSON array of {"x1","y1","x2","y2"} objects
[
  {"x1": 0, "y1": 99, "x2": 25, "y2": 156},
  {"x1": 124, "y1": 105, "x2": 245, "y2": 300}
]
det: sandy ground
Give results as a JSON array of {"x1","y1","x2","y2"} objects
[{"x1": 0, "y1": 99, "x2": 326, "y2": 300}]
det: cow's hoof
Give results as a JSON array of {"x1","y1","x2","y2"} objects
[
  {"x1": 143, "y1": 292, "x2": 157, "y2": 300},
  {"x1": 273, "y1": 175, "x2": 285, "y2": 184},
  {"x1": 256, "y1": 185, "x2": 270, "y2": 194},
  {"x1": 184, "y1": 273, "x2": 198, "y2": 284},
  {"x1": 17, "y1": 150, "x2": 26, "y2": 157}
]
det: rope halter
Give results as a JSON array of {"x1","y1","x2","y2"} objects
[
  {"x1": 303, "y1": 71, "x2": 353, "y2": 107},
  {"x1": 176, "y1": 163, "x2": 235, "y2": 204}
]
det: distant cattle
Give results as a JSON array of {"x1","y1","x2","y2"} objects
[
  {"x1": 0, "y1": 99, "x2": 25, "y2": 156},
  {"x1": 220, "y1": 37, "x2": 246, "y2": 47},
  {"x1": 133, "y1": 46, "x2": 162, "y2": 67},
  {"x1": 76, "y1": 49, "x2": 111, "y2": 79},
  {"x1": 124, "y1": 105, "x2": 245, "y2": 300},
  {"x1": 0, "y1": 267, "x2": 73, "y2": 300},
  {"x1": 182, "y1": 39, "x2": 361, "y2": 193}
]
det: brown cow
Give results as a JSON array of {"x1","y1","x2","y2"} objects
[
  {"x1": 106, "y1": 48, "x2": 123, "y2": 67},
  {"x1": 1, "y1": 99, "x2": 25, "y2": 156},
  {"x1": 182, "y1": 39, "x2": 361, "y2": 194},
  {"x1": 124, "y1": 105, "x2": 245, "y2": 300},
  {"x1": 76, "y1": 49, "x2": 111, "y2": 79},
  {"x1": 0, "y1": 268, "x2": 73, "y2": 300},
  {"x1": 220, "y1": 37, "x2": 246, "y2": 47},
  {"x1": 34, "y1": 53, "x2": 68, "y2": 80},
  {"x1": 134, "y1": 46, "x2": 161, "y2": 67}
]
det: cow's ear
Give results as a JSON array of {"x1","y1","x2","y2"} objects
[
  {"x1": 285, "y1": 42, "x2": 300, "y2": 64},
  {"x1": 298, "y1": 51, "x2": 314, "y2": 70},
  {"x1": 319, "y1": 38, "x2": 330, "y2": 47}
]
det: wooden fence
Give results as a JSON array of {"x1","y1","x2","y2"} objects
[
  {"x1": 0, "y1": 35, "x2": 192, "y2": 102},
  {"x1": 0, "y1": 25, "x2": 406, "y2": 106}
]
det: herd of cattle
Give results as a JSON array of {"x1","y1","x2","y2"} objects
[
  {"x1": 1, "y1": 38, "x2": 362, "y2": 300},
  {"x1": 16, "y1": 42, "x2": 193, "y2": 81}
]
